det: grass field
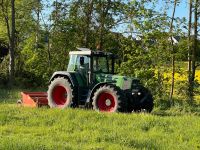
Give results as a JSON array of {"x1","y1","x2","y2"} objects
[
  {"x1": 0, "y1": 104, "x2": 200, "y2": 150},
  {"x1": 0, "y1": 88, "x2": 200, "y2": 150},
  {"x1": 0, "y1": 63, "x2": 200, "y2": 150}
]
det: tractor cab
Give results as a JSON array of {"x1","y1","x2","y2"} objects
[{"x1": 67, "y1": 48, "x2": 117, "y2": 85}]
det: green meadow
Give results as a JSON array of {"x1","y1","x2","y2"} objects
[{"x1": 0, "y1": 88, "x2": 200, "y2": 150}]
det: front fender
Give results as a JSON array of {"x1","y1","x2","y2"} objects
[{"x1": 86, "y1": 82, "x2": 114, "y2": 103}]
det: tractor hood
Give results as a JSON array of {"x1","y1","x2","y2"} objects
[{"x1": 95, "y1": 73, "x2": 140, "y2": 90}]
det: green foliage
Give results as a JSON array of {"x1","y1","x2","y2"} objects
[
  {"x1": 0, "y1": 23, "x2": 7, "y2": 42},
  {"x1": 119, "y1": 31, "x2": 173, "y2": 104}
]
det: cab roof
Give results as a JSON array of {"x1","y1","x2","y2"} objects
[{"x1": 69, "y1": 48, "x2": 117, "y2": 58}]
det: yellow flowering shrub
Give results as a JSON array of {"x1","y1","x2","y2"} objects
[{"x1": 162, "y1": 71, "x2": 200, "y2": 83}]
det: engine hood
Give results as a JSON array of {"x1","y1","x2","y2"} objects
[{"x1": 95, "y1": 73, "x2": 140, "y2": 90}]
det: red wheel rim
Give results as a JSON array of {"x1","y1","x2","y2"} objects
[
  {"x1": 52, "y1": 85, "x2": 67, "y2": 106},
  {"x1": 97, "y1": 92, "x2": 116, "y2": 112}
]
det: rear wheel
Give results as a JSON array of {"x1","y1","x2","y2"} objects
[
  {"x1": 47, "y1": 77, "x2": 74, "y2": 108},
  {"x1": 92, "y1": 85, "x2": 127, "y2": 112}
]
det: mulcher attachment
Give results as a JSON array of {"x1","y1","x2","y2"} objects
[{"x1": 19, "y1": 92, "x2": 48, "y2": 107}]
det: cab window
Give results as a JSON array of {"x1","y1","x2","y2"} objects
[{"x1": 93, "y1": 56, "x2": 110, "y2": 73}]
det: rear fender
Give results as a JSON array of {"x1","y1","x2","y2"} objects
[{"x1": 49, "y1": 71, "x2": 78, "y2": 87}]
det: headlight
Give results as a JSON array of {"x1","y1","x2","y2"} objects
[{"x1": 132, "y1": 89, "x2": 142, "y2": 96}]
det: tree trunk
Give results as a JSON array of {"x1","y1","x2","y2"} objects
[
  {"x1": 84, "y1": 0, "x2": 93, "y2": 48},
  {"x1": 190, "y1": 0, "x2": 198, "y2": 101},
  {"x1": 98, "y1": 0, "x2": 111, "y2": 50},
  {"x1": 187, "y1": 0, "x2": 193, "y2": 102},
  {"x1": 169, "y1": 0, "x2": 177, "y2": 106},
  {"x1": 36, "y1": 0, "x2": 40, "y2": 50},
  {"x1": 47, "y1": 35, "x2": 51, "y2": 68},
  {"x1": 8, "y1": 0, "x2": 15, "y2": 86}
]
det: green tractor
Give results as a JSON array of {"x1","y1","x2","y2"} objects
[{"x1": 47, "y1": 48, "x2": 153, "y2": 112}]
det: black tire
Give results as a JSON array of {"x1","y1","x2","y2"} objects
[
  {"x1": 132, "y1": 95, "x2": 154, "y2": 113},
  {"x1": 47, "y1": 77, "x2": 74, "y2": 108},
  {"x1": 92, "y1": 85, "x2": 127, "y2": 112},
  {"x1": 131, "y1": 87, "x2": 154, "y2": 113},
  {"x1": 142, "y1": 94, "x2": 154, "y2": 112}
]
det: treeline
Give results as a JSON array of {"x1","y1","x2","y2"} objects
[{"x1": 0, "y1": 0, "x2": 199, "y2": 105}]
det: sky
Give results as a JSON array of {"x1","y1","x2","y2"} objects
[
  {"x1": 176, "y1": 2, "x2": 188, "y2": 19},
  {"x1": 41, "y1": 0, "x2": 190, "y2": 35},
  {"x1": 161, "y1": 0, "x2": 188, "y2": 19}
]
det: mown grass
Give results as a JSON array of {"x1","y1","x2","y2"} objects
[
  {"x1": 0, "y1": 104, "x2": 200, "y2": 150},
  {"x1": 0, "y1": 88, "x2": 200, "y2": 150}
]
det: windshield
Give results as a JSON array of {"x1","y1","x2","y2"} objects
[
  {"x1": 67, "y1": 55, "x2": 77, "y2": 71},
  {"x1": 67, "y1": 54, "x2": 90, "y2": 72},
  {"x1": 93, "y1": 56, "x2": 112, "y2": 74}
]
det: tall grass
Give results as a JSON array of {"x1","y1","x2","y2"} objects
[
  {"x1": 0, "y1": 105, "x2": 200, "y2": 150},
  {"x1": 0, "y1": 85, "x2": 200, "y2": 149},
  {"x1": 0, "y1": 87, "x2": 46, "y2": 103}
]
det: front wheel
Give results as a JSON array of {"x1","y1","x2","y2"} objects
[
  {"x1": 129, "y1": 86, "x2": 154, "y2": 113},
  {"x1": 92, "y1": 85, "x2": 127, "y2": 112},
  {"x1": 47, "y1": 77, "x2": 74, "y2": 108}
]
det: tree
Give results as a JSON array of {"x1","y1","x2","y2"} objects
[
  {"x1": 187, "y1": 0, "x2": 193, "y2": 102},
  {"x1": 0, "y1": 0, "x2": 16, "y2": 86},
  {"x1": 169, "y1": 0, "x2": 177, "y2": 105},
  {"x1": 95, "y1": 0, "x2": 126, "y2": 50},
  {"x1": 187, "y1": 0, "x2": 200, "y2": 102},
  {"x1": 35, "y1": 0, "x2": 41, "y2": 51},
  {"x1": 83, "y1": 0, "x2": 94, "y2": 48},
  {"x1": 190, "y1": 0, "x2": 199, "y2": 101}
]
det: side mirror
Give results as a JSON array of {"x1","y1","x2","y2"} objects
[{"x1": 80, "y1": 57, "x2": 84, "y2": 66}]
